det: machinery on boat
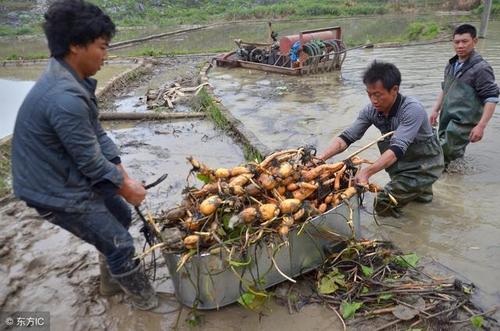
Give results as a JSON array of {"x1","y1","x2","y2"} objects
[{"x1": 215, "y1": 22, "x2": 346, "y2": 75}]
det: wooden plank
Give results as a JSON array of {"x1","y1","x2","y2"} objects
[{"x1": 99, "y1": 112, "x2": 205, "y2": 121}]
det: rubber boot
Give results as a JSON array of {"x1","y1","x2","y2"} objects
[
  {"x1": 414, "y1": 193, "x2": 433, "y2": 204},
  {"x1": 374, "y1": 192, "x2": 402, "y2": 218},
  {"x1": 112, "y1": 263, "x2": 180, "y2": 313},
  {"x1": 111, "y1": 262, "x2": 158, "y2": 310},
  {"x1": 98, "y1": 254, "x2": 123, "y2": 296}
]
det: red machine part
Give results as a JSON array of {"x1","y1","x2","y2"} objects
[{"x1": 279, "y1": 26, "x2": 342, "y2": 54}]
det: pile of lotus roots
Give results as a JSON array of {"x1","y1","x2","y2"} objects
[{"x1": 154, "y1": 147, "x2": 380, "y2": 255}]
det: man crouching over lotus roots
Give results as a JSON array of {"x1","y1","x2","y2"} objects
[
  {"x1": 11, "y1": 0, "x2": 170, "y2": 312},
  {"x1": 317, "y1": 61, "x2": 444, "y2": 217}
]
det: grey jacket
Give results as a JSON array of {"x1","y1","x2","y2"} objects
[
  {"x1": 444, "y1": 50, "x2": 499, "y2": 104},
  {"x1": 11, "y1": 58, "x2": 123, "y2": 212},
  {"x1": 339, "y1": 94, "x2": 433, "y2": 159}
]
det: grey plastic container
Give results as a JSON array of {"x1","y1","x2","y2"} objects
[{"x1": 162, "y1": 196, "x2": 360, "y2": 309}]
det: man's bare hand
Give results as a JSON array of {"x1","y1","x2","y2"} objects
[
  {"x1": 429, "y1": 110, "x2": 439, "y2": 126},
  {"x1": 306, "y1": 156, "x2": 325, "y2": 168},
  {"x1": 469, "y1": 124, "x2": 485, "y2": 143},
  {"x1": 117, "y1": 177, "x2": 146, "y2": 206},
  {"x1": 354, "y1": 167, "x2": 370, "y2": 186}
]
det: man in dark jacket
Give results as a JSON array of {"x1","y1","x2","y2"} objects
[
  {"x1": 318, "y1": 61, "x2": 444, "y2": 217},
  {"x1": 430, "y1": 24, "x2": 499, "y2": 165},
  {"x1": 11, "y1": 0, "x2": 163, "y2": 312}
]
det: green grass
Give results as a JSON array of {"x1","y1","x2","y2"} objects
[
  {"x1": 0, "y1": 142, "x2": 12, "y2": 197},
  {"x1": 4, "y1": 52, "x2": 48, "y2": 61},
  {"x1": 0, "y1": 25, "x2": 34, "y2": 37},
  {"x1": 473, "y1": 0, "x2": 500, "y2": 16},
  {"x1": 129, "y1": 46, "x2": 230, "y2": 57},
  {"x1": 405, "y1": 22, "x2": 441, "y2": 41},
  {"x1": 0, "y1": 0, "x2": 483, "y2": 38},
  {"x1": 191, "y1": 88, "x2": 230, "y2": 130},
  {"x1": 243, "y1": 144, "x2": 263, "y2": 163},
  {"x1": 95, "y1": 1, "x2": 390, "y2": 25}
]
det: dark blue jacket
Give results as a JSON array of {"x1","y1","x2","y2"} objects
[
  {"x1": 443, "y1": 50, "x2": 499, "y2": 104},
  {"x1": 11, "y1": 58, "x2": 123, "y2": 212}
]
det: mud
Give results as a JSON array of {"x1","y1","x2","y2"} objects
[
  {"x1": 99, "y1": 56, "x2": 211, "y2": 114},
  {"x1": 0, "y1": 121, "x2": 245, "y2": 330}
]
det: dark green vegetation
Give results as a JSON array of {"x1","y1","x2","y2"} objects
[
  {"x1": 473, "y1": 0, "x2": 500, "y2": 17},
  {"x1": 0, "y1": 26, "x2": 34, "y2": 37},
  {"x1": 406, "y1": 21, "x2": 441, "y2": 41},
  {"x1": 191, "y1": 88, "x2": 231, "y2": 131}
]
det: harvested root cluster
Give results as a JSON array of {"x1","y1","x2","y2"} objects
[
  {"x1": 304, "y1": 240, "x2": 498, "y2": 329},
  {"x1": 155, "y1": 147, "x2": 380, "y2": 254}
]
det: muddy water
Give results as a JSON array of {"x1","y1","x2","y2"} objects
[
  {"x1": 0, "y1": 79, "x2": 34, "y2": 139},
  {"x1": 108, "y1": 56, "x2": 205, "y2": 113},
  {"x1": 209, "y1": 21, "x2": 500, "y2": 316},
  {"x1": 0, "y1": 63, "x2": 134, "y2": 139}
]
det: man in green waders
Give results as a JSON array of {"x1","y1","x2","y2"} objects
[
  {"x1": 318, "y1": 61, "x2": 444, "y2": 217},
  {"x1": 430, "y1": 24, "x2": 499, "y2": 166}
]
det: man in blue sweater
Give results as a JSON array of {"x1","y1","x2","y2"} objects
[{"x1": 11, "y1": 0, "x2": 164, "y2": 312}]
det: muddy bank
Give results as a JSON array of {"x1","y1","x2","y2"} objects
[{"x1": 99, "y1": 56, "x2": 211, "y2": 114}]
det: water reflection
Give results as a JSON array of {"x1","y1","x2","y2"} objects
[
  {"x1": 0, "y1": 79, "x2": 34, "y2": 138},
  {"x1": 209, "y1": 22, "x2": 500, "y2": 313},
  {"x1": 0, "y1": 63, "x2": 134, "y2": 139}
]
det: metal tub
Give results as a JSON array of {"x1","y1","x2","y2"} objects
[{"x1": 163, "y1": 196, "x2": 360, "y2": 309}]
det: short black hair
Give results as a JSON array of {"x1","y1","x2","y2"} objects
[
  {"x1": 453, "y1": 24, "x2": 477, "y2": 38},
  {"x1": 363, "y1": 61, "x2": 401, "y2": 91},
  {"x1": 43, "y1": 0, "x2": 116, "y2": 58}
]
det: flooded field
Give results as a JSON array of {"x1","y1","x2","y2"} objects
[
  {"x1": 110, "y1": 14, "x2": 458, "y2": 56},
  {"x1": 0, "y1": 25, "x2": 190, "y2": 60},
  {"x1": 0, "y1": 56, "x2": 345, "y2": 331},
  {"x1": 0, "y1": 13, "x2": 467, "y2": 60},
  {"x1": 209, "y1": 21, "x2": 500, "y2": 317},
  {"x1": 1, "y1": 16, "x2": 499, "y2": 330}
]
